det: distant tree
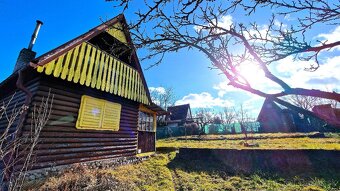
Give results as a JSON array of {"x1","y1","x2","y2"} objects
[
  {"x1": 284, "y1": 95, "x2": 321, "y2": 111},
  {"x1": 109, "y1": 0, "x2": 340, "y2": 107},
  {"x1": 235, "y1": 105, "x2": 254, "y2": 140},
  {"x1": 223, "y1": 107, "x2": 237, "y2": 125},
  {"x1": 284, "y1": 94, "x2": 339, "y2": 111},
  {"x1": 150, "y1": 86, "x2": 176, "y2": 126},
  {"x1": 213, "y1": 116, "x2": 222, "y2": 124},
  {"x1": 221, "y1": 107, "x2": 237, "y2": 133},
  {"x1": 195, "y1": 108, "x2": 213, "y2": 133},
  {"x1": 150, "y1": 86, "x2": 176, "y2": 111}
]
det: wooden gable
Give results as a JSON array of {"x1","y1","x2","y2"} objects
[
  {"x1": 106, "y1": 22, "x2": 128, "y2": 44},
  {"x1": 32, "y1": 16, "x2": 150, "y2": 105}
]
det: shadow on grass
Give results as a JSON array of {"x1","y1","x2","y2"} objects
[{"x1": 166, "y1": 149, "x2": 340, "y2": 189}]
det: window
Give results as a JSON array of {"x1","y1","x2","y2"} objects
[
  {"x1": 76, "y1": 95, "x2": 121, "y2": 131},
  {"x1": 138, "y1": 106, "x2": 156, "y2": 132}
]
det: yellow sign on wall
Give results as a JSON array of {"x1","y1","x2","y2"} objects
[{"x1": 76, "y1": 95, "x2": 121, "y2": 131}]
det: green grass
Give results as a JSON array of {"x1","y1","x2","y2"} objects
[
  {"x1": 157, "y1": 133, "x2": 340, "y2": 150},
  {"x1": 26, "y1": 151, "x2": 339, "y2": 191}
]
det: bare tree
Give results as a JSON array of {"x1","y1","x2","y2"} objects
[
  {"x1": 284, "y1": 95, "x2": 321, "y2": 111},
  {"x1": 195, "y1": 108, "x2": 213, "y2": 133},
  {"x1": 1, "y1": 92, "x2": 53, "y2": 191},
  {"x1": 108, "y1": 0, "x2": 340, "y2": 103},
  {"x1": 221, "y1": 107, "x2": 237, "y2": 133},
  {"x1": 235, "y1": 105, "x2": 250, "y2": 141},
  {"x1": 150, "y1": 86, "x2": 176, "y2": 111},
  {"x1": 150, "y1": 86, "x2": 176, "y2": 126},
  {"x1": 284, "y1": 94, "x2": 340, "y2": 111}
]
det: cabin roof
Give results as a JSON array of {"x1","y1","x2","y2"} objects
[
  {"x1": 31, "y1": 14, "x2": 125, "y2": 67},
  {"x1": 30, "y1": 14, "x2": 151, "y2": 105},
  {"x1": 257, "y1": 98, "x2": 282, "y2": 121},
  {"x1": 145, "y1": 102, "x2": 169, "y2": 116},
  {"x1": 0, "y1": 14, "x2": 154, "y2": 106},
  {"x1": 257, "y1": 97, "x2": 336, "y2": 128},
  {"x1": 167, "y1": 104, "x2": 192, "y2": 121}
]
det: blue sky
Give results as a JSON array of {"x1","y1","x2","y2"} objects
[{"x1": 0, "y1": 0, "x2": 339, "y2": 117}]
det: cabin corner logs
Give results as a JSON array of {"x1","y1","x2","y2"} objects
[{"x1": 0, "y1": 15, "x2": 161, "y2": 172}]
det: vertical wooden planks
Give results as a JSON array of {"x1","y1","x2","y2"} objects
[
  {"x1": 96, "y1": 51, "x2": 105, "y2": 89},
  {"x1": 109, "y1": 59, "x2": 117, "y2": 93},
  {"x1": 106, "y1": 56, "x2": 113, "y2": 92},
  {"x1": 101, "y1": 54, "x2": 109, "y2": 91},
  {"x1": 136, "y1": 73, "x2": 141, "y2": 102},
  {"x1": 91, "y1": 48, "x2": 102, "y2": 88},
  {"x1": 85, "y1": 46, "x2": 97, "y2": 86},
  {"x1": 128, "y1": 67, "x2": 133, "y2": 99},
  {"x1": 53, "y1": 54, "x2": 65, "y2": 77},
  {"x1": 74, "y1": 43, "x2": 86, "y2": 83},
  {"x1": 45, "y1": 60, "x2": 55, "y2": 75},
  {"x1": 131, "y1": 69, "x2": 135, "y2": 101},
  {"x1": 118, "y1": 61, "x2": 123, "y2": 96},
  {"x1": 61, "y1": 50, "x2": 73, "y2": 80},
  {"x1": 114, "y1": 60, "x2": 120, "y2": 95},
  {"x1": 67, "y1": 45, "x2": 80, "y2": 82},
  {"x1": 121, "y1": 64, "x2": 128, "y2": 97},
  {"x1": 125, "y1": 66, "x2": 130, "y2": 99},
  {"x1": 133, "y1": 70, "x2": 137, "y2": 101},
  {"x1": 80, "y1": 44, "x2": 91, "y2": 85},
  {"x1": 37, "y1": 65, "x2": 45, "y2": 73}
]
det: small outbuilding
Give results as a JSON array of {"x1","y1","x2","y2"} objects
[
  {"x1": 0, "y1": 14, "x2": 164, "y2": 174},
  {"x1": 257, "y1": 98, "x2": 336, "y2": 133}
]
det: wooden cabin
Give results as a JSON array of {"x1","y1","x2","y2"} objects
[
  {"x1": 257, "y1": 98, "x2": 331, "y2": 133},
  {"x1": 0, "y1": 14, "x2": 165, "y2": 173}
]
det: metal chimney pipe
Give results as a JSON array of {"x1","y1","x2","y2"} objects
[{"x1": 28, "y1": 20, "x2": 43, "y2": 50}]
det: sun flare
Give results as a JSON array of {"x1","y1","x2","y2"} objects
[{"x1": 237, "y1": 62, "x2": 265, "y2": 86}]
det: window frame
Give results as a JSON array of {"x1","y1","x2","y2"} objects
[{"x1": 138, "y1": 105, "x2": 156, "y2": 132}]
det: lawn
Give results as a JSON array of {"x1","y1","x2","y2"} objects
[
  {"x1": 157, "y1": 133, "x2": 340, "y2": 150},
  {"x1": 23, "y1": 133, "x2": 340, "y2": 190},
  {"x1": 25, "y1": 151, "x2": 339, "y2": 191}
]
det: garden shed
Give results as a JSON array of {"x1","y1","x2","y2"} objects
[
  {"x1": 257, "y1": 98, "x2": 334, "y2": 133},
  {"x1": 0, "y1": 14, "x2": 164, "y2": 174}
]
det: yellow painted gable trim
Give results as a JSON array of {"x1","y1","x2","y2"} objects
[
  {"x1": 36, "y1": 42, "x2": 150, "y2": 105},
  {"x1": 106, "y1": 22, "x2": 128, "y2": 44}
]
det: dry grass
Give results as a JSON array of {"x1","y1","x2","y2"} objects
[
  {"x1": 24, "y1": 151, "x2": 338, "y2": 191},
  {"x1": 22, "y1": 133, "x2": 340, "y2": 190},
  {"x1": 24, "y1": 154, "x2": 175, "y2": 191},
  {"x1": 157, "y1": 133, "x2": 340, "y2": 150}
]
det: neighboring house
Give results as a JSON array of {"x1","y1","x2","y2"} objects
[
  {"x1": 166, "y1": 104, "x2": 193, "y2": 127},
  {"x1": 0, "y1": 14, "x2": 165, "y2": 174},
  {"x1": 156, "y1": 104, "x2": 194, "y2": 138},
  {"x1": 312, "y1": 104, "x2": 340, "y2": 128},
  {"x1": 257, "y1": 98, "x2": 332, "y2": 133}
]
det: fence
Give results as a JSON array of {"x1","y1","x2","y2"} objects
[{"x1": 156, "y1": 122, "x2": 261, "y2": 139}]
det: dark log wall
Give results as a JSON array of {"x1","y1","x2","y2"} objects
[
  {"x1": 18, "y1": 75, "x2": 140, "y2": 170},
  {"x1": 0, "y1": 77, "x2": 40, "y2": 135},
  {"x1": 0, "y1": 73, "x2": 40, "y2": 177},
  {"x1": 138, "y1": 131, "x2": 155, "y2": 153}
]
